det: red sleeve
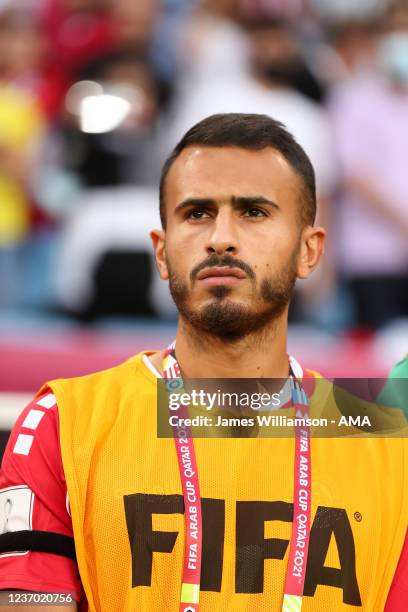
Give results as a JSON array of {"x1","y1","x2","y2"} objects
[
  {"x1": 0, "y1": 389, "x2": 83, "y2": 602},
  {"x1": 385, "y1": 530, "x2": 408, "y2": 610}
]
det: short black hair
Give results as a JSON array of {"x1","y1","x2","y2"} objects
[{"x1": 159, "y1": 113, "x2": 316, "y2": 228}]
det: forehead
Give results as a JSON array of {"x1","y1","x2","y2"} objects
[{"x1": 165, "y1": 145, "x2": 301, "y2": 205}]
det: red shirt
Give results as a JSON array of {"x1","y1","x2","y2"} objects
[
  {"x1": 0, "y1": 391, "x2": 407, "y2": 609},
  {"x1": 0, "y1": 391, "x2": 82, "y2": 603}
]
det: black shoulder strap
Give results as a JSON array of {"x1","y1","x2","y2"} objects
[{"x1": 0, "y1": 531, "x2": 76, "y2": 561}]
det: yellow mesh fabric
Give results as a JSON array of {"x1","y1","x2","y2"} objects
[{"x1": 41, "y1": 352, "x2": 408, "y2": 612}]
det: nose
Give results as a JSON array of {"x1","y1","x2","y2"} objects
[{"x1": 205, "y1": 208, "x2": 238, "y2": 256}]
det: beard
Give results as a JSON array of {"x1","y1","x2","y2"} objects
[{"x1": 167, "y1": 250, "x2": 298, "y2": 341}]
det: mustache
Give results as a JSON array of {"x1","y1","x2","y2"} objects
[{"x1": 190, "y1": 253, "x2": 255, "y2": 282}]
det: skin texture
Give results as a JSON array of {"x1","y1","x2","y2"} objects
[{"x1": 150, "y1": 145, "x2": 325, "y2": 379}]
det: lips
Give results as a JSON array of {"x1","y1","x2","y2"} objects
[{"x1": 196, "y1": 267, "x2": 247, "y2": 280}]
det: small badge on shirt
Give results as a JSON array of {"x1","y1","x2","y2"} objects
[{"x1": 0, "y1": 485, "x2": 34, "y2": 556}]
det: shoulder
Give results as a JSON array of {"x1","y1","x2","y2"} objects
[
  {"x1": 3, "y1": 389, "x2": 60, "y2": 468},
  {"x1": 44, "y1": 351, "x2": 158, "y2": 398},
  {"x1": 1, "y1": 389, "x2": 67, "y2": 523},
  {"x1": 389, "y1": 355, "x2": 408, "y2": 378},
  {"x1": 40, "y1": 352, "x2": 160, "y2": 433}
]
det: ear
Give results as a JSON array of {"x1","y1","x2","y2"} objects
[
  {"x1": 150, "y1": 228, "x2": 169, "y2": 280},
  {"x1": 297, "y1": 226, "x2": 326, "y2": 279}
]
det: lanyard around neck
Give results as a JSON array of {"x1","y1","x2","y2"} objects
[{"x1": 162, "y1": 341, "x2": 312, "y2": 612}]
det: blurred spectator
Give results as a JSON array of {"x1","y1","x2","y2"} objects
[
  {"x1": 110, "y1": 0, "x2": 159, "y2": 52},
  {"x1": 0, "y1": 8, "x2": 66, "y2": 125},
  {"x1": 53, "y1": 186, "x2": 174, "y2": 319},
  {"x1": 59, "y1": 51, "x2": 163, "y2": 188},
  {"x1": 45, "y1": 49, "x2": 168, "y2": 319},
  {"x1": 328, "y1": 0, "x2": 408, "y2": 330},
  {"x1": 150, "y1": 0, "x2": 195, "y2": 87},
  {"x1": 246, "y1": 18, "x2": 325, "y2": 103},
  {"x1": 40, "y1": 2, "x2": 113, "y2": 73},
  {"x1": 173, "y1": 0, "x2": 251, "y2": 87},
  {"x1": 109, "y1": 0, "x2": 187, "y2": 90},
  {"x1": 322, "y1": 19, "x2": 382, "y2": 83},
  {"x1": 38, "y1": 0, "x2": 115, "y2": 119},
  {"x1": 0, "y1": 86, "x2": 44, "y2": 307},
  {"x1": 38, "y1": 0, "x2": 183, "y2": 118},
  {"x1": 0, "y1": 10, "x2": 45, "y2": 308},
  {"x1": 165, "y1": 13, "x2": 334, "y2": 198}
]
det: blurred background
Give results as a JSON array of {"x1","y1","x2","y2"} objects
[{"x1": 1, "y1": 0, "x2": 408, "y2": 455}]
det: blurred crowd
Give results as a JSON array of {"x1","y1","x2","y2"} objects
[{"x1": 0, "y1": 0, "x2": 407, "y2": 334}]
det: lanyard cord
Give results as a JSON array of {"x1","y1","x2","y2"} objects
[
  {"x1": 282, "y1": 378, "x2": 312, "y2": 611},
  {"x1": 162, "y1": 342, "x2": 312, "y2": 612},
  {"x1": 163, "y1": 343, "x2": 202, "y2": 612}
]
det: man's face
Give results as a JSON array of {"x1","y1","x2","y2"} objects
[{"x1": 154, "y1": 146, "x2": 311, "y2": 340}]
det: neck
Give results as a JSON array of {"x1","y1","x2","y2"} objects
[{"x1": 173, "y1": 314, "x2": 289, "y2": 378}]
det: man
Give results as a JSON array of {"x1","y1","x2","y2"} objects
[
  {"x1": 0, "y1": 114, "x2": 407, "y2": 610},
  {"x1": 328, "y1": 1, "x2": 408, "y2": 330},
  {"x1": 164, "y1": 15, "x2": 336, "y2": 325}
]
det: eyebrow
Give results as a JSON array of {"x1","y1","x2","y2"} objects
[{"x1": 174, "y1": 195, "x2": 279, "y2": 214}]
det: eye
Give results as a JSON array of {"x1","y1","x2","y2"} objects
[
  {"x1": 243, "y1": 207, "x2": 267, "y2": 218},
  {"x1": 186, "y1": 209, "x2": 211, "y2": 220}
]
